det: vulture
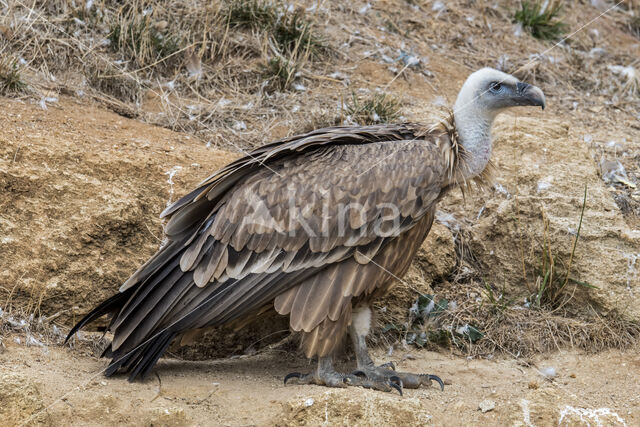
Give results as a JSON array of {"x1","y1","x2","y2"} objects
[{"x1": 67, "y1": 68, "x2": 545, "y2": 394}]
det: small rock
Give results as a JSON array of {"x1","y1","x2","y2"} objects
[
  {"x1": 479, "y1": 399, "x2": 496, "y2": 413},
  {"x1": 540, "y1": 367, "x2": 557, "y2": 378}
]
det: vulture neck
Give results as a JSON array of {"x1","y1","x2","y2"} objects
[{"x1": 452, "y1": 102, "x2": 497, "y2": 180}]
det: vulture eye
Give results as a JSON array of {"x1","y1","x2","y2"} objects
[{"x1": 489, "y1": 82, "x2": 502, "y2": 93}]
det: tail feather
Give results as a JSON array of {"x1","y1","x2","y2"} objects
[
  {"x1": 128, "y1": 331, "x2": 177, "y2": 381},
  {"x1": 103, "y1": 330, "x2": 178, "y2": 381},
  {"x1": 65, "y1": 287, "x2": 135, "y2": 343}
]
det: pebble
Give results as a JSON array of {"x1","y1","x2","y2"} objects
[{"x1": 479, "y1": 399, "x2": 496, "y2": 413}]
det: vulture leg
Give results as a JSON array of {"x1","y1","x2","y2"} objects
[{"x1": 349, "y1": 304, "x2": 445, "y2": 393}]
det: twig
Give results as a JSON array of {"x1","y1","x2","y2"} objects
[{"x1": 150, "y1": 372, "x2": 162, "y2": 402}]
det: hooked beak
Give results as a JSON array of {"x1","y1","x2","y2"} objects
[{"x1": 516, "y1": 82, "x2": 546, "y2": 110}]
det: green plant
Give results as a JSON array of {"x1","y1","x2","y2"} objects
[
  {"x1": 0, "y1": 58, "x2": 27, "y2": 95},
  {"x1": 514, "y1": 0, "x2": 567, "y2": 40},
  {"x1": 225, "y1": 0, "x2": 279, "y2": 27},
  {"x1": 481, "y1": 280, "x2": 511, "y2": 314},
  {"x1": 345, "y1": 93, "x2": 401, "y2": 125},
  {"x1": 531, "y1": 185, "x2": 596, "y2": 309},
  {"x1": 261, "y1": 56, "x2": 301, "y2": 90}
]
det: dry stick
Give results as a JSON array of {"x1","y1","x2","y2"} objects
[{"x1": 150, "y1": 372, "x2": 162, "y2": 402}]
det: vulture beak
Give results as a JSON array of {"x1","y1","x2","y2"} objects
[{"x1": 516, "y1": 82, "x2": 546, "y2": 110}]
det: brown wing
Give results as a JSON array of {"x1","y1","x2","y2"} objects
[
  {"x1": 69, "y1": 123, "x2": 453, "y2": 380},
  {"x1": 292, "y1": 209, "x2": 435, "y2": 357}
]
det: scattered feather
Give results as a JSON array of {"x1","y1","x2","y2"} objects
[
  {"x1": 185, "y1": 52, "x2": 202, "y2": 79},
  {"x1": 359, "y1": 3, "x2": 371, "y2": 15},
  {"x1": 540, "y1": 366, "x2": 556, "y2": 378},
  {"x1": 607, "y1": 65, "x2": 639, "y2": 96},
  {"x1": 233, "y1": 120, "x2": 247, "y2": 131}
]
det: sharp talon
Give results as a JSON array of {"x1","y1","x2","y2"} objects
[
  {"x1": 427, "y1": 374, "x2": 445, "y2": 391},
  {"x1": 380, "y1": 362, "x2": 396, "y2": 371},
  {"x1": 351, "y1": 370, "x2": 367, "y2": 378},
  {"x1": 389, "y1": 376, "x2": 403, "y2": 396},
  {"x1": 284, "y1": 372, "x2": 302, "y2": 384}
]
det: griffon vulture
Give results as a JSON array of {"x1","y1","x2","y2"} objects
[{"x1": 67, "y1": 68, "x2": 545, "y2": 394}]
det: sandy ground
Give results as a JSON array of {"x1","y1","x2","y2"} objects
[{"x1": 1, "y1": 334, "x2": 638, "y2": 426}]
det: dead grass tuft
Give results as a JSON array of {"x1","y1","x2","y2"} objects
[
  {"x1": 108, "y1": 4, "x2": 181, "y2": 67},
  {"x1": 223, "y1": 0, "x2": 324, "y2": 56},
  {"x1": 528, "y1": 185, "x2": 592, "y2": 310},
  {"x1": 345, "y1": 92, "x2": 402, "y2": 125},
  {"x1": 373, "y1": 280, "x2": 640, "y2": 359},
  {"x1": 629, "y1": 15, "x2": 640, "y2": 38},
  {"x1": 261, "y1": 55, "x2": 302, "y2": 91},
  {"x1": 87, "y1": 62, "x2": 143, "y2": 107}
]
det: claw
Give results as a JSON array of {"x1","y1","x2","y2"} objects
[
  {"x1": 351, "y1": 370, "x2": 367, "y2": 378},
  {"x1": 388, "y1": 375, "x2": 403, "y2": 396},
  {"x1": 422, "y1": 374, "x2": 445, "y2": 391},
  {"x1": 379, "y1": 362, "x2": 396, "y2": 371},
  {"x1": 284, "y1": 372, "x2": 303, "y2": 384}
]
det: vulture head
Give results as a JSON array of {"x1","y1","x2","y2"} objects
[
  {"x1": 454, "y1": 67, "x2": 545, "y2": 115},
  {"x1": 452, "y1": 68, "x2": 545, "y2": 178}
]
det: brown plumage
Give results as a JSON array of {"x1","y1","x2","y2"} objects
[{"x1": 67, "y1": 68, "x2": 545, "y2": 385}]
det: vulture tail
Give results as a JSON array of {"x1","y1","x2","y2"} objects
[
  {"x1": 104, "y1": 330, "x2": 179, "y2": 381},
  {"x1": 64, "y1": 287, "x2": 136, "y2": 343}
]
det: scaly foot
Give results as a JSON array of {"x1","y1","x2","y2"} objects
[
  {"x1": 352, "y1": 362, "x2": 445, "y2": 394},
  {"x1": 284, "y1": 368, "x2": 403, "y2": 394}
]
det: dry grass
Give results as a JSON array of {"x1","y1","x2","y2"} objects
[
  {"x1": 0, "y1": 307, "x2": 109, "y2": 357},
  {"x1": 373, "y1": 279, "x2": 640, "y2": 359},
  {"x1": 224, "y1": 1, "x2": 324, "y2": 55},
  {"x1": 108, "y1": 4, "x2": 181, "y2": 68},
  {"x1": 629, "y1": 15, "x2": 640, "y2": 38},
  {"x1": 528, "y1": 185, "x2": 591, "y2": 310},
  {"x1": 371, "y1": 184, "x2": 639, "y2": 359}
]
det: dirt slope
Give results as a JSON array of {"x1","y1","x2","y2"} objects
[{"x1": 0, "y1": 97, "x2": 237, "y2": 324}]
